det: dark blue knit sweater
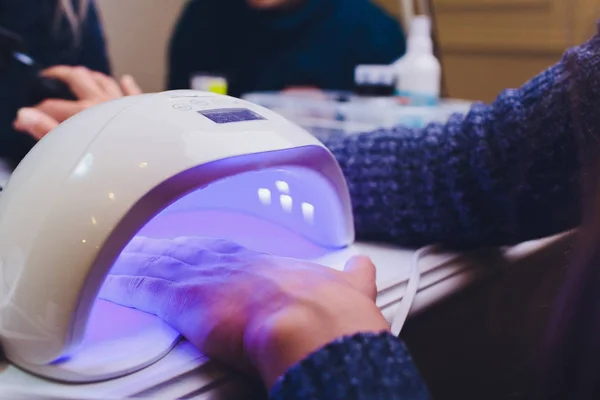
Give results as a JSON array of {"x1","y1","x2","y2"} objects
[
  {"x1": 268, "y1": 25, "x2": 600, "y2": 400},
  {"x1": 324, "y1": 33, "x2": 600, "y2": 250},
  {"x1": 271, "y1": 333, "x2": 431, "y2": 399}
]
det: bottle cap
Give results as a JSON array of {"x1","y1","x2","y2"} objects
[{"x1": 407, "y1": 16, "x2": 433, "y2": 54}]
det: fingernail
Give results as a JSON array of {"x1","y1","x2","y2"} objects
[{"x1": 15, "y1": 108, "x2": 39, "y2": 128}]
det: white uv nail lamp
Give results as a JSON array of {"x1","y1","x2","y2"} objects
[{"x1": 0, "y1": 90, "x2": 355, "y2": 383}]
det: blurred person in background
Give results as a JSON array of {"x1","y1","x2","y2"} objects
[
  {"x1": 7, "y1": 0, "x2": 141, "y2": 165},
  {"x1": 167, "y1": 0, "x2": 407, "y2": 97}
]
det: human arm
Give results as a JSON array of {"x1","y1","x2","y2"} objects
[
  {"x1": 100, "y1": 237, "x2": 431, "y2": 399},
  {"x1": 323, "y1": 32, "x2": 600, "y2": 249}
]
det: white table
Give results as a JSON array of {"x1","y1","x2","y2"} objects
[{"x1": 0, "y1": 234, "x2": 567, "y2": 399}]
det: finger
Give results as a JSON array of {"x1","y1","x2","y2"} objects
[
  {"x1": 124, "y1": 236, "x2": 246, "y2": 265},
  {"x1": 92, "y1": 71, "x2": 122, "y2": 99},
  {"x1": 13, "y1": 108, "x2": 59, "y2": 140},
  {"x1": 42, "y1": 66, "x2": 103, "y2": 99},
  {"x1": 124, "y1": 236, "x2": 198, "y2": 257},
  {"x1": 36, "y1": 99, "x2": 87, "y2": 122},
  {"x1": 109, "y1": 251, "x2": 190, "y2": 280},
  {"x1": 342, "y1": 256, "x2": 378, "y2": 301},
  {"x1": 123, "y1": 236, "x2": 174, "y2": 255},
  {"x1": 120, "y1": 74, "x2": 143, "y2": 96},
  {"x1": 98, "y1": 275, "x2": 175, "y2": 321},
  {"x1": 118, "y1": 237, "x2": 245, "y2": 278}
]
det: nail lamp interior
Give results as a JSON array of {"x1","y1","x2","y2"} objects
[{"x1": 0, "y1": 91, "x2": 354, "y2": 383}]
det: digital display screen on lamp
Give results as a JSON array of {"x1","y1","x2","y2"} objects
[{"x1": 199, "y1": 108, "x2": 265, "y2": 124}]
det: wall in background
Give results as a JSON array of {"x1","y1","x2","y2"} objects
[
  {"x1": 372, "y1": 0, "x2": 402, "y2": 18},
  {"x1": 433, "y1": 0, "x2": 599, "y2": 102},
  {"x1": 95, "y1": 0, "x2": 189, "y2": 93}
]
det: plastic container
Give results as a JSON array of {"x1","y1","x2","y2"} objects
[
  {"x1": 242, "y1": 91, "x2": 471, "y2": 141},
  {"x1": 190, "y1": 73, "x2": 228, "y2": 95},
  {"x1": 354, "y1": 65, "x2": 397, "y2": 97}
]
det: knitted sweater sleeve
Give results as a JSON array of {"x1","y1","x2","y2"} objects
[
  {"x1": 322, "y1": 33, "x2": 600, "y2": 248},
  {"x1": 269, "y1": 333, "x2": 431, "y2": 400}
]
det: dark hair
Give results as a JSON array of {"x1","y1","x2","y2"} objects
[
  {"x1": 537, "y1": 48, "x2": 600, "y2": 399},
  {"x1": 54, "y1": 0, "x2": 89, "y2": 43}
]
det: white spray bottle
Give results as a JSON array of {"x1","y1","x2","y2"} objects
[{"x1": 394, "y1": 15, "x2": 441, "y2": 106}]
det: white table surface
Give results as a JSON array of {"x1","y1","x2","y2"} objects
[{"x1": 0, "y1": 234, "x2": 566, "y2": 400}]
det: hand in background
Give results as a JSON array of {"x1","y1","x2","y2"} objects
[
  {"x1": 99, "y1": 236, "x2": 389, "y2": 389},
  {"x1": 13, "y1": 66, "x2": 142, "y2": 140}
]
